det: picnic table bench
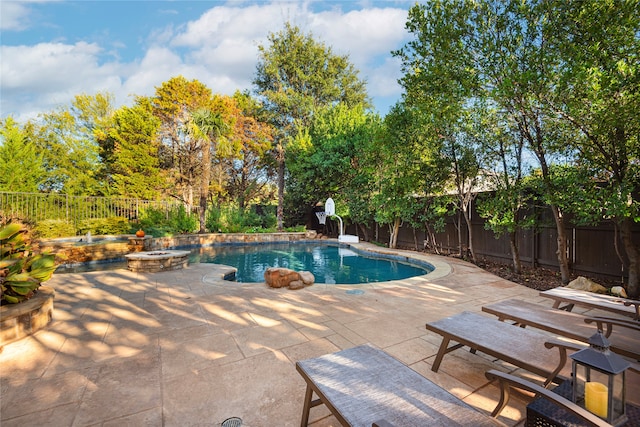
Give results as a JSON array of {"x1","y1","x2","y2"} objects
[
  {"x1": 295, "y1": 344, "x2": 502, "y2": 426},
  {"x1": 482, "y1": 298, "x2": 640, "y2": 361},
  {"x1": 425, "y1": 311, "x2": 581, "y2": 387},
  {"x1": 540, "y1": 287, "x2": 640, "y2": 320}
]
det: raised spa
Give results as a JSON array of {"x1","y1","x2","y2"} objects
[{"x1": 125, "y1": 250, "x2": 190, "y2": 273}]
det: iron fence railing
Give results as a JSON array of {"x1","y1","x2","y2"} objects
[{"x1": 0, "y1": 191, "x2": 185, "y2": 225}]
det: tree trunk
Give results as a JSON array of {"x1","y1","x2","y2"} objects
[
  {"x1": 389, "y1": 217, "x2": 401, "y2": 249},
  {"x1": 276, "y1": 143, "x2": 285, "y2": 231},
  {"x1": 456, "y1": 212, "x2": 464, "y2": 258},
  {"x1": 199, "y1": 141, "x2": 211, "y2": 234},
  {"x1": 619, "y1": 217, "x2": 639, "y2": 298},
  {"x1": 461, "y1": 201, "x2": 477, "y2": 263},
  {"x1": 528, "y1": 127, "x2": 571, "y2": 284},
  {"x1": 509, "y1": 231, "x2": 522, "y2": 274},
  {"x1": 357, "y1": 223, "x2": 369, "y2": 242},
  {"x1": 424, "y1": 223, "x2": 440, "y2": 254},
  {"x1": 550, "y1": 204, "x2": 571, "y2": 284}
]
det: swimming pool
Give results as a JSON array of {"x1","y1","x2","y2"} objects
[{"x1": 190, "y1": 242, "x2": 433, "y2": 284}]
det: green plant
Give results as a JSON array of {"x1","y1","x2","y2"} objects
[
  {"x1": 0, "y1": 223, "x2": 57, "y2": 304},
  {"x1": 169, "y1": 205, "x2": 198, "y2": 233},
  {"x1": 34, "y1": 219, "x2": 76, "y2": 238},
  {"x1": 138, "y1": 205, "x2": 198, "y2": 236},
  {"x1": 205, "y1": 206, "x2": 222, "y2": 232},
  {"x1": 77, "y1": 217, "x2": 131, "y2": 235}
]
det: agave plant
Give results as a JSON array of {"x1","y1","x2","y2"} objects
[{"x1": 0, "y1": 223, "x2": 57, "y2": 304}]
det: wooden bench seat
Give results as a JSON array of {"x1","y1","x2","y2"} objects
[
  {"x1": 295, "y1": 345, "x2": 610, "y2": 427},
  {"x1": 296, "y1": 344, "x2": 502, "y2": 426},
  {"x1": 540, "y1": 287, "x2": 640, "y2": 320},
  {"x1": 482, "y1": 298, "x2": 640, "y2": 361},
  {"x1": 425, "y1": 311, "x2": 580, "y2": 387}
]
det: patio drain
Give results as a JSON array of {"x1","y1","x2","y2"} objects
[
  {"x1": 221, "y1": 417, "x2": 242, "y2": 427},
  {"x1": 345, "y1": 289, "x2": 365, "y2": 295}
]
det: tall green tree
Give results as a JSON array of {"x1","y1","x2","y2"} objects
[
  {"x1": 224, "y1": 92, "x2": 275, "y2": 210},
  {"x1": 33, "y1": 92, "x2": 114, "y2": 195},
  {"x1": 253, "y1": 22, "x2": 370, "y2": 229},
  {"x1": 473, "y1": 0, "x2": 575, "y2": 283},
  {"x1": 0, "y1": 117, "x2": 44, "y2": 192},
  {"x1": 373, "y1": 103, "x2": 446, "y2": 249},
  {"x1": 396, "y1": 0, "x2": 578, "y2": 280},
  {"x1": 476, "y1": 109, "x2": 529, "y2": 274},
  {"x1": 394, "y1": 1, "x2": 483, "y2": 259},
  {"x1": 286, "y1": 103, "x2": 380, "y2": 227},
  {"x1": 186, "y1": 106, "x2": 228, "y2": 233},
  {"x1": 152, "y1": 76, "x2": 214, "y2": 207},
  {"x1": 103, "y1": 97, "x2": 165, "y2": 199},
  {"x1": 547, "y1": 0, "x2": 640, "y2": 297}
]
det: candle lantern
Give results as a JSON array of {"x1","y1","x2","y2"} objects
[{"x1": 570, "y1": 330, "x2": 631, "y2": 426}]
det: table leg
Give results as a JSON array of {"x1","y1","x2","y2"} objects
[
  {"x1": 300, "y1": 383, "x2": 314, "y2": 427},
  {"x1": 432, "y1": 337, "x2": 460, "y2": 372}
]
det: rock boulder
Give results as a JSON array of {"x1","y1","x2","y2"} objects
[
  {"x1": 264, "y1": 267, "x2": 314, "y2": 289},
  {"x1": 566, "y1": 276, "x2": 607, "y2": 294},
  {"x1": 298, "y1": 271, "x2": 315, "y2": 286},
  {"x1": 610, "y1": 286, "x2": 628, "y2": 298}
]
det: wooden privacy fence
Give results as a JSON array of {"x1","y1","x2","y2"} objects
[
  {"x1": 0, "y1": 192, "x2": 185, "y2": 225},
  {"x1": 354, "y1": 200, "x2": 640, "y2": 282}
]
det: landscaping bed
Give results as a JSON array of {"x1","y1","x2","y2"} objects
[{"x1": 475, "y1": 259, "x2": 624, "y2": 291}]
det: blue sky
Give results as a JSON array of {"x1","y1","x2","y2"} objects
[{"x1": 1, "y1": 1, "x2": 415, "y2": 122}]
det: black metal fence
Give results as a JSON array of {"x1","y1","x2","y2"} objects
[{"x1": 0, "y1": 192, "x2": 185, "y2": 225}]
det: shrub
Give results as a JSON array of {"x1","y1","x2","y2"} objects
[
  {"x1": 169, "y1": 205, "x2": 198, "y2": 234},
  {"x1": 0, "y1": 223, "x2": 57, "y2": 304},
  {"x1": 34, "y1": 219, "x2": 75, "y2": 238},
  {"x1": 77, "y1": 217, "x2": 131, "y2": 235},
  {"x1": 138, "y1": 205, "x2": 198, "y2": 236},
  {"x1": 205, "y1": 206, "x2": 223, "y2": 232}
]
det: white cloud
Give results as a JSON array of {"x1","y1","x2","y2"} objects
[
  {"x1": 309, "y1": 7, "x2": 409, "y2": 62},
  {"x1": 0, "y1": 0, "x2": 64, "y2": 31},
  {"x1": 1, "y1": 42, "x2": 123, "y2": 120},
  {"x1": 0, "y1": 1, "x2": 410, "y2": 121},
  {"x1": 167, "y1": 2, "x2": 409, "y2": 107},
  {"x1": 0, "y1": 2, "x2": 32, "y2": 31}
]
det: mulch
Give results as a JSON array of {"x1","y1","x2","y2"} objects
[{"x1": 412, "y1": 247, "x2": 625, "y2": 291}]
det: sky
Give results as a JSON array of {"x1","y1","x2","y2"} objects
[{"x1": 1, "y1": 0, "x2": 416, "y2": 122}]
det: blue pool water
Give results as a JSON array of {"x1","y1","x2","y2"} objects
[{"x1": 189, "y1": 242, "x2": 433, "y2": 284}]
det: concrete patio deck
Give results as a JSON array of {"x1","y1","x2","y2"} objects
[{"x1": 1, "y1": 242, "x2": 636, "y2": 426}]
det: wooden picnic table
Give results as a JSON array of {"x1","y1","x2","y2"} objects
[
  {"x1": 540, "y1": 287, "x2": 640, "y2": 320},
  {"x1": 295, "y1": 344, "x2": 502, "y2": 426}
]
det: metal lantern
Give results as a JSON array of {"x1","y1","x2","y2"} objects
[{"x1": 570, "y1": 330, "x2": 631, "y2": 426}]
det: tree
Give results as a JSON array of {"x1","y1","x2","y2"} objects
[
  {"x1": 0, "y1": 117, "x2": 44, "y2": 192},
  {"x1": 394, "y1": 1, "x2": 482, "y2": 259},
  {"x1": 152, "y1": 76, "x2": 214, "y2": 207},
  {"x1": 104, "y1": 97, "x2": 165, "y2": 199},
  {"x1": 253, "y1": 22, "x2": 370, "y2": 229},
  {"x1": 224, "y1": 92, "x2": 275, "y2": 210},
  {"x1": 186, "y1": 107, "x2": 228, "y2": 233},
  {"x1": 373, "y1": 103, "x2": 445, "y2": 249},
  {"x1": 286, "y1": 103, "x2": 381, "y2": 227},
  {"x1": 547, "y1": 0, "x2": 640, "y2": 297},
  {"x1": 475, "y1": 0, "x2": 575, "y2": 283},
  {"x1": 396, "y1": 1, "x2": 577, "y2": 280},
  {"x1": 33, "y1": 92, "x2": 114, "y2": 195},
  {"x1": 476, "y1": 110, "x2": 529, "y2": 274}
]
